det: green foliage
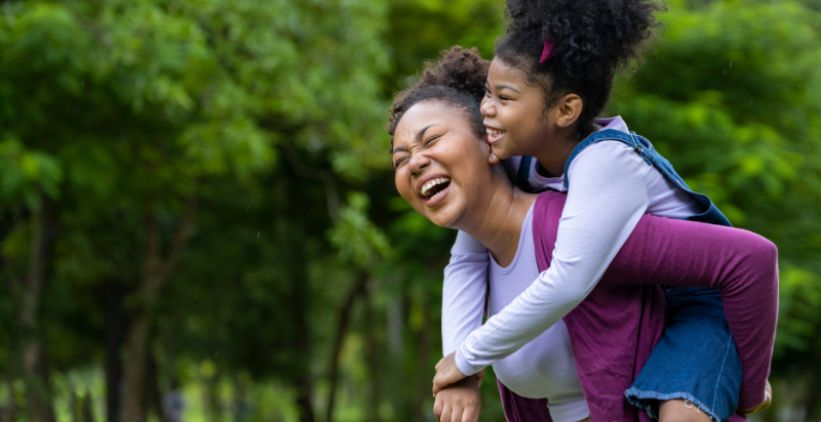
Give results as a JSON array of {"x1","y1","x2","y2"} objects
[
  {"x1": 0, "y1": 138, "x2": 62, "y2": 208},
  {"x1": 1, "y1": 0, "x2": 819, "y2": 420},
  {"x1": 329, "y1": 192, "x2": 391, "y2": 267}
]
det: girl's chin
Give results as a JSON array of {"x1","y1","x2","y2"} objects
[{"x1": 490, "y1": 145, "x2": 513, "y2": 161}]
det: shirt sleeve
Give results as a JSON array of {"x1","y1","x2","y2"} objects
[
  {"x1": 455, "y1": 142, "x2": 650, "y2": 375},
  {"x1": 441, "y1": 230, "x2": 489, "y2": 356}
]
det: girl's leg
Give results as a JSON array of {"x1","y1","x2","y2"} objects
[
  {"x1": 660, "y1": 400, "x2": 712, "y2": 422},
  {"x1": 624, "y1": 287, "x2": 743, "y2": 422}
]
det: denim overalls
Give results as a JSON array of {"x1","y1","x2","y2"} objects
[{"x1": 528, "y1": 129, "x2": 742, "y2": 422}]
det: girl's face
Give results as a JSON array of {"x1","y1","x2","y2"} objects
[
  {"x1": 392, "y1": 100, "x2": 492, "y2": 229},
  {"x1": 481, "y1": 57, "x2": 557, "y2": 160}
]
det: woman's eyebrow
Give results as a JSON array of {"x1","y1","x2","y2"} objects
[
  {"x1": 390, "y1": 123, "x2": 438, "y2": 154},
  {"x1": 415, "y1": 124, "x2": 437, "y2": 142}
]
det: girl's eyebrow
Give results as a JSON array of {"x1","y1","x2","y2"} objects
[{"x1": 495, "y1": 83, "x2": 520, "y2": 93}]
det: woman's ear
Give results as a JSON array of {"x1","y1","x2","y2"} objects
[{"x1": 553, "y1": 93, "x2": 583, "y2": 128}]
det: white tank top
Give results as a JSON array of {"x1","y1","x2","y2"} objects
[{"x1": 488, "y1": 205, "x2": 590, "y2": 422}]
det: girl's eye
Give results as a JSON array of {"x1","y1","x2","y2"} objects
[{"x1": 499, "y1": 95, "x2": 511, "y2": 102}]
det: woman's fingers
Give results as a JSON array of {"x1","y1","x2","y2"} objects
[
  {"x1": 433, "y1": 394, "x2": 444, "y2": 419},
  {"x1": 462, "y1": 404, "x2": 479, "y2": 422}
]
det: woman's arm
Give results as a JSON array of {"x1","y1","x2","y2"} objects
[{"x1": 442, "y1": 231, "x2": 489, "y2": 356}]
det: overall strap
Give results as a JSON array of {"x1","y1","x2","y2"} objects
[
  {"x1": 561, "y1": 129, "x2": 732, "y2": 226},
  {"x1": 516, "y1": 156, "x2": 535, "y2": 192}
]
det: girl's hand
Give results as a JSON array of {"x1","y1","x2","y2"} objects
[
  {"x1": 433, "y1": 376, "x2": 481, "y2": 422},
  {"x1": 432, "y1": 352, "x2": 468, "y2": 395}
]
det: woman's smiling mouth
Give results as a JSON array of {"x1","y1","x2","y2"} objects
[{"x1": 417, "y1": 176, "x2": 452, "y2": 205}]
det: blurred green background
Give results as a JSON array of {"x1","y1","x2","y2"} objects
[{"x1": 1, "y1": 0, "x2": 819, "y2": 421}]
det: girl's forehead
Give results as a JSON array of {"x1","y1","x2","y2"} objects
[{"x1": 489, "y1": 57, "x2": 524, "y2": 79}]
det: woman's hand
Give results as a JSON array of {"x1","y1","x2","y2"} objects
[
  {"x1": 432, "y1": 352, "x2": 468, "y2": 395},
  {"x1": 433, "y1": 376, "x2": 481, "y2": 422}
]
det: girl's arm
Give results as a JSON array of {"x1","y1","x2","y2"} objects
[
  {"x1": 447, "y1": 181, "x2": 777, "y2": 409},
  {"x1": 441, "y1": 230, "x2": 489, "y2": 356},
  {"x1": 454, "y1": 142, "x2": 650, "y2": 376}
]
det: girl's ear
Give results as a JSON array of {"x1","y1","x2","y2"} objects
[{"x1": 553, "y1": 93, "x2": 583, "y2": 128}]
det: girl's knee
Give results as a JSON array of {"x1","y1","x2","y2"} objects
[{"x1": 659, "y1": 399, "x2": 713, "y2": 422}]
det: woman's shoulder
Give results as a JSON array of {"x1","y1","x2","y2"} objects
[{"x1": 533, "y1": 190, "x2": 567, "y2": 221}]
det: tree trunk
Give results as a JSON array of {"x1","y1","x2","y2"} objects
[
  {"x1": 80, "y1": 392, "x2": 95, "y2": 422},
  {"x1": 805, "y1": 366, "x2": 821, "y2": 420},
  {"x1": 325, "y1": 273, "x2": 368, "y2": 422},
  {"x1": 20, "y1": 195, "x2": 58, "y2": 422},
  {"x1": 4, "y1": 372, "x2": 19, "y2": 422},
  {"x1": 275, "y1": 162, "x2": 316, "y2": 422},
  {"x1": 147, "y1": 349, "x2": 165, "y2": 422},
  {"x1": 105, "y1": 278, "x2": 126, "y2": 422},
  {"x1": 120, "y1": 200, "x2": 195, "y2": 422},
  {"x1": 121, "y1": 317, "x2": 150, "y2": 422},
  {"x1": 411, "y1": 297, "x2": 432, "y2": 422},
  {"x1": 362, "y1": 287, "x2": 381, "y2": 422},
  {"x1": 204, "y1": 372, "x2": 222, "y2": 422},
  {"x1": 231, "y1": 375, "x2": 248, "y2": 422},
  {"x1": 291, "y1": 265, "x2": 315, "y2": 422}
]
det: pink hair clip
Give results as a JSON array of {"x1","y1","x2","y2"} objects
[{"x1": 539, "y1": 40, "x2": 555, "y2": 64}]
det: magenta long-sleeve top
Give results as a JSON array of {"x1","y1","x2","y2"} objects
[{"x1": 500, "y1": 191, "x2": 778, "y2": 421}]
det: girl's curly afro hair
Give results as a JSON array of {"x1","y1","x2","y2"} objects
[
  {"x1": 388, "y1": 46, "x2": 489, "y2": 143},
  {"x1": 497, "y1": 0, "x2": 661, "y2": 135}
]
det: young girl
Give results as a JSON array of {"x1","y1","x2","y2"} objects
[
  {"x1": 387, "y1": 47, "x2": 777, "y2": 422},
  {"x1": 433, "y1": 1, "x2": 774, "y2": 421}
]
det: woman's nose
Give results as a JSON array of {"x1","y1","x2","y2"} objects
[{"x1": 408, "y1": 152, "x2": 430, "y2": 176}]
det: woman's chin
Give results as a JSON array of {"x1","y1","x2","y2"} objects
[{"x1": 425, "y1": 205, "x2": 464, "y2": 230}]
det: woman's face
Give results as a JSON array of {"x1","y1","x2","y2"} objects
[
  {"x1": 392, "y1": 100, "x2": 492, "y2": 228},
  {"x1": 480, "y1": 57, "x2": 558, "y2": 160}
]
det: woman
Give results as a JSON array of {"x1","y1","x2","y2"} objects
[{"x1": 388, "y1": 48, "x2": 777, "y2": 421}]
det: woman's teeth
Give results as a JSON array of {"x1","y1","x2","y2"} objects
[{"x1": 420, "y1": 177, "x2": 450, "y2": 197}]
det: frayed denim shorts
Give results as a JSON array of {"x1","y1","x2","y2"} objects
[{"x1": 625, "y1": 287, "x2": 742, "y2": 422}]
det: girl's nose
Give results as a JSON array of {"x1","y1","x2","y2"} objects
[{"x1": 480, "y1": 96, "x2": 495, "y2": 117}]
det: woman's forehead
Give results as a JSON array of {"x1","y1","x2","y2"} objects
[{"x1": 393, "y1": 101, "x2": 465, "y2": 144}]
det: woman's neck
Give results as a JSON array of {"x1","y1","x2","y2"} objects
[{"x1": 458, "y1": 171, "x2": 536, "y2": 267}]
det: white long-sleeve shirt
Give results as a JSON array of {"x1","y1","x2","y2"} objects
[{"x1": 441, "y1": 117, "x2": 700, "y2": 375}]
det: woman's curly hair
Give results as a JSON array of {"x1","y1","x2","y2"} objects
[
  {"x1": 498, "y1": 0, "x2": 662, "y2": 135},
  {"x1": 388, "y1": 46, "x2": 489, "y2": 142}
]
